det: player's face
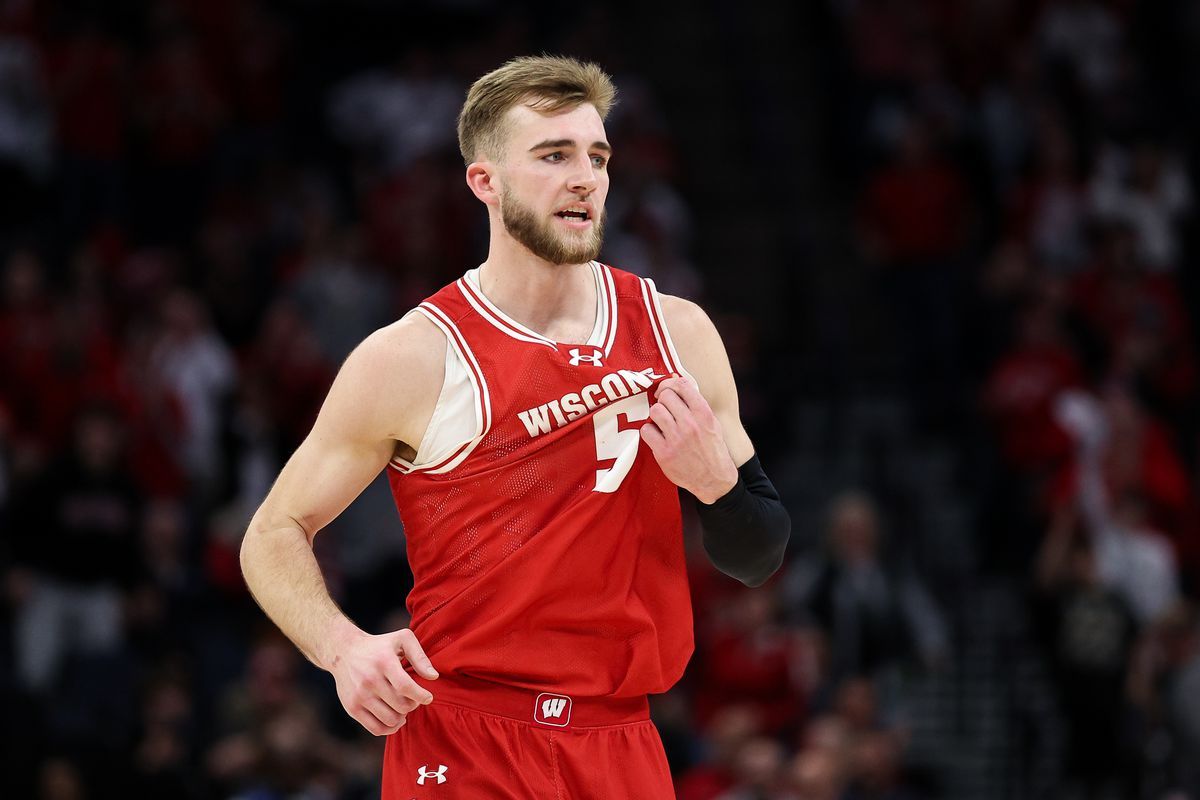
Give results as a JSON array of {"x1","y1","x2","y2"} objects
[{"x1": 496, "y1": 102, "x2": 611, "y2": 265}]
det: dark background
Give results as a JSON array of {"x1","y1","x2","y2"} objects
[{"x1": 1, "y1": 1, "x2": 1198, "y2": 798}]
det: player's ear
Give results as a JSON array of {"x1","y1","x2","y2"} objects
[{"x1": 466, "y1": 162, "x2": 500, "y2": 207}]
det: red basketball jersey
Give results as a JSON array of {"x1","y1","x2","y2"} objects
[{"x1": 387, "y1": 263, "x2": 694, "y2": 699}]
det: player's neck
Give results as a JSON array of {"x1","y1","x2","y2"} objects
[{"x1": 478, "y1": 240, "x2": 595, "y2": 341}]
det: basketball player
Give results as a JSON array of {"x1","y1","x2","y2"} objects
[{"x1": 240, "y1": 56, "x2": 790, "y2": 799}]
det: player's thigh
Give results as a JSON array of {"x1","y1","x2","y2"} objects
[
  {"x1": 553, "y1": 720, "x2": 675, "y2": 800},
  {"x1": 382, "y1": 703, "x2": 555, "y2": 800}
]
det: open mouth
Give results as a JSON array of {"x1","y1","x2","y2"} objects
[{"x1": 555, "y1": 209, "x2": 591, "y2": 222}]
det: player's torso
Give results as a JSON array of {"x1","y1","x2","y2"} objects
[{"x1": 387, "y1": 262, "x2": 694, "y2": 697}]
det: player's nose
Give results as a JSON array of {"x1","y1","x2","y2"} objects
[{"x1": 567, "y1": 154, "x2": 599, "y2": 193}]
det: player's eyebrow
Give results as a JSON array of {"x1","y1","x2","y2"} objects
[{"x1": 528, "y1": 139, "x2": 612, "y2": 154}]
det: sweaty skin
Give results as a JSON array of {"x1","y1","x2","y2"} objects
[{"x1": 239, "y1": 99, "x2": 756, "y2": 736}]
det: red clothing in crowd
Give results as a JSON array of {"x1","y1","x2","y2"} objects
[
  {"x1": 984, "y1": 342, "x2": 1083, "y2": 471},
  {"x1": 862, "y1": 158, "x2": 969, "y2": 264}
]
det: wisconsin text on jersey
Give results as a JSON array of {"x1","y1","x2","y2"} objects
[{"x1": 516, "y1": 366, "x2": 667, "y2": 438}]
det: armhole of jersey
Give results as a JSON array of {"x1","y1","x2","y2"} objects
[
  {"x1": 389, "y1": 303, "x2": 492, "y2": 475},
  {"x1": 639, "y1": 277, "x2": 696, "y2": 382}
]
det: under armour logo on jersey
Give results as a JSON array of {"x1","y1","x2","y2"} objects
[
  {"x1": 568, "y1": 348, "x2": 604, "y2": 367},
  {"x1": 417, "y1": 765, "x2": 448, "y2": 785},
  {"x1": 534, "y1": 693, "x2": 572, "y2": 727}
]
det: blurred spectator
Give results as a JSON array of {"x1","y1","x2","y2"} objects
[
  {"x1": 150, "y1": 288, "x2": 236, "y2": 493},
  {"x1": 36, "y1": 757, "x2": 87, "y2": 800},
  {"x1": 1005, "y1": 115, "x2": 1089, "y2": 273},
  {"x1": 787, "y1": 746, "x2": 847, "y2": 800},
  {"x1": 859, "y1": 112, "x2": 971, "y2": 428},
  {"x1": 206, "y1": 634, "x2": 351, "y2": 797},
  {"x1": 45, "y1": 16, "x2": 130, "y2": 241},
  {"x1": 128, "y1": 499, "x2": 204, "y2": 656},
  {"x1": 8, "y1": 404, "x2": 142, "y2": 692},
  {"x1": 328, "y1": 48, "x2": 460, "y2": 175},
  {"x1": 1127, "y1": 602, "x2": 1200, "y2": 798},
  {"x1": 677, "y1": 705, "x2": 761, "y2": 800},
  {"x1": 112, "y1": 319, "x2": 188, "y2": 498},
  {"x1": 844, "y1": 729, "x2": 924, "y2": 800},
  {"x1": 243, "y1": 299, "x2": 334, "y2": 450},
  {"x1": 715, "y1": 735, "x2": 788, "y2": 800},
  {"x1": 288, "y1": 223, "x2": 391, "y2": 363},
  {"x1": 1089, "y1": 139, "x2": 1191, "y2": 271},
  {"x1": 1055, "y1": 390, "x2": 1179, "y2": 623},
  {"x1": 134, "y1": 15, "x2": 226, "y2": 241},
  {"x1": 0, "y1": 30, "x2": 53, "y2": 182},
  {"x1": 1035, "y1": 0, "x2": 1124, "y2": 99},
  {"x1": 1049, "y1": 385, "x2": 1194, "y2": 567},
  {"x1": 1067, "y1": 219, "x2": 1196, "y2": 424},
  {"x1": 360, "y1": 155, "x2": 476, "y2": 290},
  {"x1": 979, "y1": 44, "x2": 1045, "y2": 196},
  {"x1": 1033, "y1": 505, "x2": 1138, "y2": 799},
  {"x1": 784, "y1": 491, "x2": 948, "y2": 685},
  {"x1": 982, "y1": 297, "x2": 1083, "y2": 474},
  {"x1": 132, "y1": 666, "x2": 201, "y2": 797},
  {"x1": 691, "y1": 585, "x2": 817, "y2": 736}
]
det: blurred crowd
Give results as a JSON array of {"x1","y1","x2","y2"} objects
[
  {"x1": 0, "y1": 0, "x2": 1198, "y2": 799},
  {"x1": 844, "y1": 0, "x2": 1200, "y2": 798}
]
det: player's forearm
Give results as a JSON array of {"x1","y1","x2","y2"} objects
[
  {"x1": 696, "y1": 454, "x2": 790, "y2": 587},
  {"x1": 240, "y1": 519, "x2": 363, "y2": 670}
]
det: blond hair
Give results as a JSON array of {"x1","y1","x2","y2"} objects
[{"x1": 457, "y1": 55, "x2": 617, "y2": 165}]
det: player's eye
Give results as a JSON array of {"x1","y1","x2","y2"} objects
[
  {"x1": 543, "y1": 152, "x2": 564, "y2": 162},
  {"x1": 591, "y1": 154, "x2": 608, "y2": 168}
]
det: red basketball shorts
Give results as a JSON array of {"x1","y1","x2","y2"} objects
[{"x1": 381, "y1": 674, "x2": 675, "y2": 799}]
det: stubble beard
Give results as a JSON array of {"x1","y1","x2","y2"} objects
[{"x1": 499, "y1": 187, "x2": 605, "y2": 266}]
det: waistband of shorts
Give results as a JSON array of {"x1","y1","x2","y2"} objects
[{"x1": 427, "y1": 672, "x2": 649, "y2": 729}]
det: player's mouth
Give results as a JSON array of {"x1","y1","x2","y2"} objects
[{"x1": 554, "y1": 206, "x2": 593, "y2": 230}]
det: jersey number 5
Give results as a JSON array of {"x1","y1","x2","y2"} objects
[{"x1": 593, "y1": 393, "x2": 650, "y2": 492}]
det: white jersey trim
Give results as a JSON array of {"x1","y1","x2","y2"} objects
[
  {"x1": 389, "y1": 303, "x2": 491, "y2": 475},
  {"x1": 639, "y1": 277, "x2": 688, "y2": 377},
  {"x1": 455, "y1": 262, "x2": 612, "y2": 350},
  {"x1": 599, "y1": 263, "x2": 619, "y2": 358}
]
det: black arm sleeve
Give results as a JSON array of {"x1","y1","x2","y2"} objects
[{"x1": 694, "y1": 454, "x2": 791, "y2": 587}]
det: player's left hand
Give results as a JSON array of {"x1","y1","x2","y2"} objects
[{"x1": 640, "y1": 376, "x2": 738, "y2": 504}]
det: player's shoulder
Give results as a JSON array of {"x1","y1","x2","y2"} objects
[
  {"x1": 657, "y1": 293, "x2": 716, "y2": 340},
  {"x1": 325, "y1": 310, "x2": 447, "y2": 444},
  {"x1": 341, "y1": 311, "x2": 447, "y2": 392}
]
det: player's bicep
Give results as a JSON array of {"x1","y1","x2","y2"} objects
[
  {"x1": 250, "y1": 319, "x2": 444, "y2": 542},
  {"x1": 660, "y1": 296, "x2": 756, "y2": 466},
  {"x1": 252, "y1": 360, "x2": 397, "y2": 543},
  {"x1": 258, "y1": 423, "x2": 396, "y2": 545}
]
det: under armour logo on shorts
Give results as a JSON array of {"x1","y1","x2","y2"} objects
[
  {"x1": 534, "y1": 693, "x2": 572, "y2": 727},
  {"x1": 568, "y1": 348, "x2": 604, "y2": 367},
  {"x1": 417, "y1": 764, "x2": 448, "y2": 785}
]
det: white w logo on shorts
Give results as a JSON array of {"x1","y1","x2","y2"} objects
[
  {"x1": 541, "y1": 697, "x2": 567, "y2": 718},
  {"x1": 417, "y1": 764, "x2": 448, "y2": 785},
  {"x1": 534, "y1": 692, "x2": 572, "y2": 726}
]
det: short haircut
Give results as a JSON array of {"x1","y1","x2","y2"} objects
[{"x1": 457, "y1": 55, "x2": 617, "y2": 165}]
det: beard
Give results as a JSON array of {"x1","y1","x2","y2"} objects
[{"x1": 499, "y1": 186, "x2": 605, "y2": 265}]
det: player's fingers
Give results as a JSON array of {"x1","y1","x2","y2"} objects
[
  {"x1": 393, "y1": 629, "x2": 439, "y2": 680},
  {"x1": 382, "y1": 660, "x2": 425, "y2": 712},
  {"x1": 640, "y1": 421, "x2": 666, "y2": 451},
  {"x1": 379, "y1": 659, "x2": 435, "y2": 706},
  {"x1": 664, "y1": 376, "x2": 711, "y2": 417},
  {"x1": 655, "y1": 388, "x2": 694, "y2": 426},
  {"x1": 649, "y1": 402, "x2": 679, "y2": 436},
  {"x1": 357, "y1": 703, "x2": 405, "y2": 736},
  {"x1": 655, "y1": 376, "x2": 690, "y2": 402},
  {"x1": 364, "y1": 696, "x2": 407, "y2": 730}
]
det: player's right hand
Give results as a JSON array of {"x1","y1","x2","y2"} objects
[{"x1": 328, "y1": 627, "x2": 439, "y2": 736}]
